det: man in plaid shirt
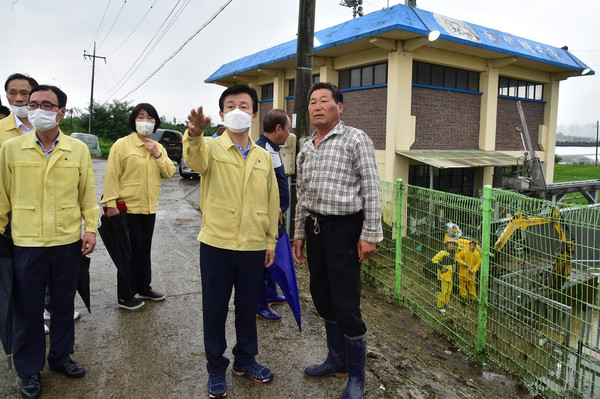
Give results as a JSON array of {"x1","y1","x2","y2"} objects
[{"x1": 292, "y1": 82, "x2": 382, "y2": 399}]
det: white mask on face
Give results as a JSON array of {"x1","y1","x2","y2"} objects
[
  {"x1": 9, "y1": 104, "x2": 29, "y2": 118},
  {"x1": 223, "y1": 108, "x2": 252, "y2": 134},
  {"x1": 136, "y1": 121, "x2": 155, "y2": 136},
  {"x1": 28, "y1": 109, "x2": 59, "y2": 132}
]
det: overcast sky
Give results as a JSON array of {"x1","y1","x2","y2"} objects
[{"x1": 1, "y1": 0, "x2": 598, "y2": 134}]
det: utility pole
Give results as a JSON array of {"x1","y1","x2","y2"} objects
[
  {"x1": 292, "y1": 0, "x2": 316, "y2": 142},
  {"x1": 290, "y1": 0, "x2": 315, "y2": 235},
  {"x1": 83, "y1": 42, "x2": 106, "y2": 135},
  {"x1": 594, "y1": 121, "x2": 600, "y2": 166}
]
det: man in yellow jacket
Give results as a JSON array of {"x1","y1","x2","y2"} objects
[
  {"x1": 456, "y1": 240, "x2": 481, "y2": 300},
  {"x1": 183, "y1": 84, "x2": 279, "y2": 399},
  {"x1": 0, "y1": 85, "x2": 99, "y2": 399},
  {"x1": 0, "y1": 73, "x2": 38, "y2": 147}
]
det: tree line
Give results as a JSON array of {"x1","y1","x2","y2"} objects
[{"x1": 59, "y1": 100, "x2": 218, "y2": 142}]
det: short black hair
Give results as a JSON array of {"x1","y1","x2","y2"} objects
[
  {"x1": 129, "y1": 103, "x2": 161, "y2": 132},
  {"x1": 308, "y1": 82, "x2": 343, "y2": 104},
  {"x1": 30, "y1": 85, "x2": 67, "y2": 108},
  {"x1": 0, "y1": 105, "x2": 9, "y2": 117},
  {"x1": 218, "y1": 84, "x2": 258, "y2": 113},
  {"x1": 263, "y1": 108, "x2": 289, "y2": 134},
  {"x1": 5, "y1": 73, "x2": 38, "y2": 92},
  {"x1": 216, "y1": 124, "x2": 225, "y2": 129}
]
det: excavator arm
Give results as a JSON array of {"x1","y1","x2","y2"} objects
[{"x1": 493, "y1": 208, "x2": 575, "y2": 278}]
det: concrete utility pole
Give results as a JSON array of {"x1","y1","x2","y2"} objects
[
  {"x1": 292, "y1": 0, "x2": 316, "y2": 143},
  {"x1": 594, "y1": 121, "x2": 600, "y2": 166},
  {"x1": 83, "y1": 42, "x2": 106, "y2": 135}
]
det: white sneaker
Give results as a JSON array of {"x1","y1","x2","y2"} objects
[
  {"x1": 44, "y1": 324, "x2": 49, "y2": 334},
  {"x1": 43, "y1": 310, "x2": 81, "y2": 320}
]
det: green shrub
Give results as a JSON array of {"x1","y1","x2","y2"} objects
[{"x1": 98, "y1": 137, "x2": 114, "y2": 159}]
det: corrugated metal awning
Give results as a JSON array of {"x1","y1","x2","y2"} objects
[{"x1": 396, "y1": 150, "x2": 521, "y2": 169}]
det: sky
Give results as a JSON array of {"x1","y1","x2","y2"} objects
[{"x1": 1, "y1": 0, "x2": 598, "y2": 136}]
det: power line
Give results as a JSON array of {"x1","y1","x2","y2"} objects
[
  {"x1": 97, "y1": 0, "x2": 128, "y2": 50},
  {"x1": 106, "y1": 0, "x2": 160, "y2": 57},
  {"x1": 119, "y1": 0, "x2": 233, "y2": 100},
  {"x1": 100, "y1": 0, "x2": 190, "y2": 100},
  {"x1": 88, "y1": 0, "x2": 113, "y2": 51}
]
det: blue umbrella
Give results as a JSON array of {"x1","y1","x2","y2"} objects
[
  {"x1": 0, "y1": 233, "x2": 13, "y2": 371},
  {"x1": 268, "y1": 231, "x2": 302, "y2": 331}
]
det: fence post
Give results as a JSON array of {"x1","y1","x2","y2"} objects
[
  {"x1": 395, "y1": 179, "x2": 403, "y2": 304},
  {"x1": 476, "y1": 185, "x2": 492, "y2": 364}
]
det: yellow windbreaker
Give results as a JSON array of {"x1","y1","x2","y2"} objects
[
  {"x1": 456, "y1": 248, "x2": 481, "y2": 274},
  {"x1": 0, "y1": 130, "x2": 99, "y2": 246},
  {"x1": 183, "y1": 131, "x2": 279, "y2": 251},
  {"x1": 0, "y1": 113, "x2": 23, "y2": 147},
  {"x1": 101, "y1": 133, "x2": 176, "y2": 214}
]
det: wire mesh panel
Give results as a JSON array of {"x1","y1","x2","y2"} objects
[
  {"x1": 487, "y1": 190, "x2": 600, "y2": 398},
  {"x1": 363, "y1": 180, "x2": 600, "y2": 398},
  {"x1": 362, "y1": 181, "x2": 397, "y2": 297}
]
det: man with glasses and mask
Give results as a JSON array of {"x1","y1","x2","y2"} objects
[
  {"x1": 0, "y1": 85, "x2": 99, "y2": 399},
  {"x1": 0, "y1": 73, "x2": 38, "y2": 147},
  {"x1": 183, "y1": 84, "x2": 279, "y2": 398}
]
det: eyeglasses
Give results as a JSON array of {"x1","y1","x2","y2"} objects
[{"x1": 27, "y1": 102, "x2": 59, "y2": 111}]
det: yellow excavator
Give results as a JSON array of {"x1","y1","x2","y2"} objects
[{"x1": 492, "y1": 208, "x2": 575, "y2": 280}]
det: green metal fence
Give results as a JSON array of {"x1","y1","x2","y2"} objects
[{"x1": 364, "y1": 179, "x2": 600, "y2": 398}]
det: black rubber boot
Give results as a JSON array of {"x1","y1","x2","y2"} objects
[
  {"x1": 304, "y1": 321, "x2": 348, "y2": 377},
  {"x1": 341, "y1": 331, "x2": 367, "y2": 399}
]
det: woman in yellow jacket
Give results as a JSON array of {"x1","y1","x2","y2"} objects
[
  {"x1": 101, "y1": 103, "x2": 176, "y2": 310},
  {"x1": 432, "y1": 241, "x2": 457, "y2": 312}
]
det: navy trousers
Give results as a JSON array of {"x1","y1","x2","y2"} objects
[
  {"x1": 12, "y1": 241, "x2": 81, "y2": 378},
  {"x1": 199, "y1": 243, "x2": 265, "y2": 373},
  {"x1": 305, "y1": 212, "x2": 367, "y2": 337}
]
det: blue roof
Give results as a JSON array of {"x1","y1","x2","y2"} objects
[{"x1": 206, "y1": 3, "x2": 593, "y2": 83}]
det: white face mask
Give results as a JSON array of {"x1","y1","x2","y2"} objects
[
  {"x1": 28, "y1": 109, "x2": 59, "y2": 132},
  {"x1": 136, "y1": 121, "x2": 155, "y2": 136},
  {"x1": 223, "y1": 108, "x2": 252, "y2": 134},
  {"x1": 9, "y1": 104, "x2": 29, "y2": 118}
]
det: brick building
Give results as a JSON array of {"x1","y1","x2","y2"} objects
[{"x1": 205, "y1": 3, "x2": 593, "y2": 196}]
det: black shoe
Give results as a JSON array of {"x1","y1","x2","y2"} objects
[
  {"x1": 138, "y1": 289, "x2": 166, "y2": 301},
  {"x1": 118, "y1": 298, "x2": 145, "y2": 310},
  {"x1": 49, "y1": 359, "x2": 86, "y2": 378},
  {"x1": 20, "y1": 373, "x2": 42, "y2": 399}
]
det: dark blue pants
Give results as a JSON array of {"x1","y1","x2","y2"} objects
[
  {"x1": 118, "y1": 213, "x2": 155, "y2": 301},
  {"x1": 13, "y1": 241, "x2": 81, "y2": 378},
  {"x1": 305, "y1": 212, "x2": 367, "y2": 337},
  {"x1": 199, "y1": 243, "x2": 265, "y2": 373}
]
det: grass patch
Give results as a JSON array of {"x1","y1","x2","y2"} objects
[
  {"x1": 553, "y1": 164, "x2": 599, "y2": 182},
  {"x1": 552, "y1": 164, "x2": 599, "y2": 204}
]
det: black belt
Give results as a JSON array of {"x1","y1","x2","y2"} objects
[{"x1": 307, "y1": 211, "x2": 363, "y2": 235}]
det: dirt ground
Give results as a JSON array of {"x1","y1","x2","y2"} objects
[{"x1": 0, "y1": 159, "x2": 535, "y2": 398}]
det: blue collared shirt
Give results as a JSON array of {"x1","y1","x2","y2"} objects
[{"x1": 234, "y1": 140, "x2": 251, "y2": 160}]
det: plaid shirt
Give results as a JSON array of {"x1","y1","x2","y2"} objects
[{"x1": 294, "y1": 121, "x2": 383, "y2": 243}]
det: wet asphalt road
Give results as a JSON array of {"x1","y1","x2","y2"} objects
[{"x1": 0, "y1": 158, "x2": 351, "y2": 399}]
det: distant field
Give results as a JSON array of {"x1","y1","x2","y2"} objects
[
  {"x1": 552, "y1": 164, "x2": 599, "y2": 204},
  {"x1": 553, "y1": 164, "x2": 599, "y2": 182}
]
